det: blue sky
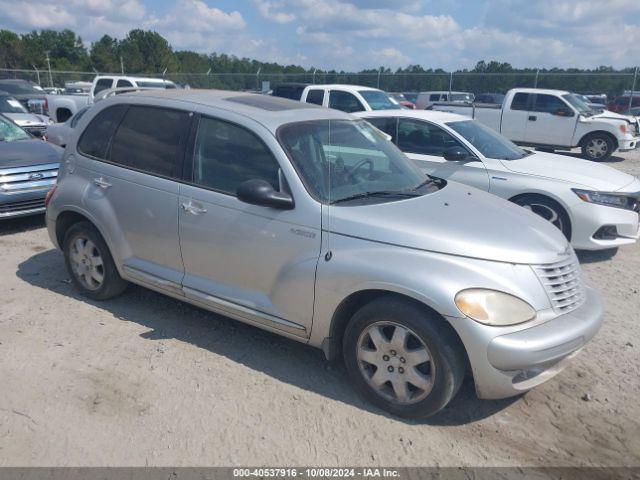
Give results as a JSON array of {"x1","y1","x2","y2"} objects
[{"x1": 2, "y1": 0, "x2": 639, "y2": 70}]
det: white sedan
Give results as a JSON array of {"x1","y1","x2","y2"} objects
[{"x1": 355, "y1": 110, "x2": 640, "y2": 251}]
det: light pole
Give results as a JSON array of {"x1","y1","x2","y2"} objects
[
  {"x1": 629, "y1": 66, "x2": 638, "y2": 112},
  {"x1": 31, "y1": 65, "x2": 40, "y2": 85},
  {"x1": 45, "y1": 52, "x2": 53, "y2": 88}
]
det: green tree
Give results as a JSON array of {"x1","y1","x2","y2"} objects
[
  {"x1": 90, "y1": 35, "x2": 120, "y2": 73},
  {"x1": 118, "y1": 29, "x2": 178, "y2": 74},
  {"x1": 0, "y1": 30, "x2": 24, "y2": 69}
]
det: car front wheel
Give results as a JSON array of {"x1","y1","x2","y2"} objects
[
  {"x1": 581, "y1": 133, "x2": 614, "y2": 161},
  {"x1": 343, "y1": 297, "x2": 466, "y2": 418}
]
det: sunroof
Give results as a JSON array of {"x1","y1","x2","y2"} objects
[{"x1": 225, "y1": 94, "x2": 316, "y2": 111}]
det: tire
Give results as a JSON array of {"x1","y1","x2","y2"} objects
[
  {"x1": 343, "y1": 297, "x2": 466, "y2": 418},
  {"x1": 581, "y1": 133, "x2": 614, "y2": 161},
  {"x1": 512, "y1": 194, "x2": 572, "y2": 240},
  {"x1": 63, "y1": 221, "x2": 127, "y2": 300}
]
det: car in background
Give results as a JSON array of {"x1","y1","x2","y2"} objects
[
  {"x1": 432, "y1": 88, "x2": 640, "y2": 161},
  {"x1": 415, "y1": 91, "x2": 475, "y2": 109},
  {"x1": 45, "y1": 105, "x2": 91, "y2": 148},
  {"x1": 357, "y1": 109, "x2": 640, "y2": 251},
  {"x1": 0, "y1": 114, "x2": 61, "y2": 219},
  {"x1": 0, "y1": 90, "x2": 51, "y2": 138},
  {"x1": 47, "y1": 75, "x2": 177, "y2": 123},
  {"x1": 46, "y1": 89, "x2": 602, "y2": 418},
  {"x1": 301, "y1": 84, "x2": 404, "y2": 112},
  {"x1": 402, "y1": 92, "x2": 419, "y2": 104},
  {"x1": 608, "y1": 95, "x2": 640, "y2": 113},
  {"x1": 271, "y1": 82, "x2": 309, "y2": 100},
  {"x1": 584, "y1": 94, "x2": 608, "y2": 106},
  {"x1": 576, "y1": 94, "x2": 605, "y2": 113},
  {"x1": 0, "y1": 79, "x2": 48, "y2": 115},
  {"x1": 475, "y1": 93, "x2": 505, "y2": 105},
  {"x1": 621, "y1": 106, "x2": 640, "y2": 117},
  {"x1": 389, "y1": 93, "x2": 415, "y2": 109}
]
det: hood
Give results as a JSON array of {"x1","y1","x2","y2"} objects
[
  {"x1": 0, "y1": 139, "x2": 62, "y2": 169},
  {"x1": 3, "y1": 112, "x2": 49, "y2": 126},
  {"x1": 327, "y1": 181, "x2": 569, "y2": 264},
  {"x1": 588, "y1": 110, "x2": 636, "y2": 124},
  {"x1": 500, "y1": 151, "x2": 636, "y2": 191}
]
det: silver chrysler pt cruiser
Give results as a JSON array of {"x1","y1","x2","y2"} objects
[{"x1": 46, "y1": 89, "x2": 603, "y2": 417}]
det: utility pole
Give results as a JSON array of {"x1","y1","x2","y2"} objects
[
  {"x1": 377, "y1": 68, "x2": 382, "y2": 89},
  {"x1": 45, "y1": 52, "x2": 53, "y2": 88},
  {"x1": 534, "y1": 69, "x2": 540, "y2": 88},
  {"x1": 313, "y1": 68, "x2": 317, "y2": 84},
  {"x1": 256, "y1": 67, "x2": 261, "y2": 91},
  {"x1": 629, "y1": 66, "x2": 638, "y2": 112},
  {"x1": 448, "y1": 71, "x2": 453, "y2": 95},
  {"x1": 32, "y1": 65, "x2": 40, "y2": 85},
  {"x1": 120, "y1": 56, "x2": 124, "y2": 75}
]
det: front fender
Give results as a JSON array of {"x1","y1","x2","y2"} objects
[{"x1": 307, "y1": 232, "x2": 550, "y2": 349}]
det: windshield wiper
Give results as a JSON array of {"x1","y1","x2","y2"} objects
[{"x1": 331, "y1": 190, "x2": 421, "y2": 204}]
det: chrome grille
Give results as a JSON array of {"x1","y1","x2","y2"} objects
[
  {"x1": 0, "y1": 163, "x2": 58, "y2": 194},
  {"x1": 0, "y1": 198, "x2": 45, "y2": 215},
  {"x1": 533, "y1": 255, "x2": 585, "y2": 314}
]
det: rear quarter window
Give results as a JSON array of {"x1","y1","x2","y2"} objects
[{"x1": 77, "y1": 105, "x2": 127, "y2": 159}]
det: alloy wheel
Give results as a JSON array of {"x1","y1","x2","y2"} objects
[
  {"x1": 586, "y1": 138, "x2": 608, "y2": 159},
  {"x1": 356, "y1": 321, "x2": 435, "y2": 405},
  {"x1": 69, "y1": 236, "x2": 105, "y2": 291}
]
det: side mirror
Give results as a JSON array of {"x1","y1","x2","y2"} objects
[
  {"x1": 31, "y1": 129, "x2": 44, "y2": 138},
  {"x1": 554, "y1": 108, "x2": 573, "y2": 117},
  {"x1": 443, "y1": 146, "x2": 472, "y2": 162},
  {"x1": 237, "y1": 179, "x2": 294, "y2": 210}
]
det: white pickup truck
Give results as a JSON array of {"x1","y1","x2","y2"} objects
[
  {"x1": 46, "y1": 75, "x2": 176, "y2": 123},
  {"x1": 432, "y1": 88, "x2": 640, "y2": 161}
]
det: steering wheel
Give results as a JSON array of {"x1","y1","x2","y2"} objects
[{"x1": 345, "y1": 158, "x2": 374, "y2": 178}]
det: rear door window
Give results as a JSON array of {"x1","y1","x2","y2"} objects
[
  {"x1": 108, "y1": 106, "x2": 191, "y2": 178},
  {"x1": 329, "y1": 90, "x2": 365, "y2": 113},
  {"x1": 116, "y1": 79, "x2": 134, "y2": 88},
  {"x1": 93, "y1": 78, "x2": 113, "y2": 95},
  {"x1": 191, "y1": 116, "x2": 281, "y2": 195},
  {"x1": 510, "y1": 93, "x2": 530, "y2": 111},
  {"x1": 77, "y1": 105, "x2": 127, "y2": 159},
  {"x1": 305, "y1": 89, "x2": 325, "y2": 106},
  {"x1": 397, "y1": 119, "x2": 465, "y2": 156},
  {"x1": 365, "y1": 117, "x2": 398, "y2": 143}
]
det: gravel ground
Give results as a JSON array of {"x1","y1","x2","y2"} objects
[{"x1": 0, "y1": 149, "x2": 639, "y2": 467}]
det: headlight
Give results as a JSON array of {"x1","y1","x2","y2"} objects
[
  {"x1": 455, "y1": 289, "x2": 536, "y2": 326},
  {"x1": 572, "y1": 189, "x2": 637, "y2": 211}
]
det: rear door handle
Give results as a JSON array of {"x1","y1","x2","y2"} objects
[
  {"x1": 181, "y1": 201, "x2": 207, "y2": 215},
  {"x1": 93, "y1": 177, "x2": 112, "y2": 189},
  {"x1": 528, "y1": 115, "x2": 537, "y2": 121}
]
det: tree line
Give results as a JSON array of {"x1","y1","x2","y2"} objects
[{"x1": 0, "y1": 28, "x2": 637, "y2": 96}]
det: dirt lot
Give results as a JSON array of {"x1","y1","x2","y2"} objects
[{"x1": 1, "y1": 149, "x2": 639, "y2": 467}]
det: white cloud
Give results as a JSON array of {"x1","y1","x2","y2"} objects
[{"x1": 254, "y1": 1, "x2": 296, "y2": 23}]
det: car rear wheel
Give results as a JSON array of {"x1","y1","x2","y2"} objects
[
  {"x1": 63, "y1": 222, "x2": 127, "y2": 300},
  {"x1": 343, "y1": 297, "x2": 466, "y2": 418},
  {"x1": 512, "y1": 194, "x2": 572, "y2": 240},
  {"x1": 581, "y1": 133, "x2": 614, "y2": 161}
]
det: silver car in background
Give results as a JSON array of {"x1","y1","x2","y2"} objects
[{"x1": 46, "y1": 90, "x2": 602, "y2": 417}]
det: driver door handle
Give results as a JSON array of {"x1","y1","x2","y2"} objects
[
  {"x1": 181, "y1": 200, "x2": 207, "y2": 215},
  {"x1": 93, "y1": 177, "x2": 112, "y2": 189},
  {"x1": 528, "y1": 115, "x2": 537, "y2": 121}
]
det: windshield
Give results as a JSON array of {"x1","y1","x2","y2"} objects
[
  {"x1": 563, "y1": 94, "x2": 594, "y2": 116},
  {"x1": 358, "y1": 90, "x2": 402, "y2": 110},
  {"x1": 279, "y1": 119, "x2": 439, "y2": 204},
  {"x1": 0, "y1": 116, "x2": 30, "y2": 142},
  {"x1": 0, "y1": 95, "x2": 28, "y2": 113},
  {"x1": 0, "y1": 82, "x2": 43, "y2": 95},
  {"x1": 447, "y1": 120, "x2": 528, "y2": 160}
]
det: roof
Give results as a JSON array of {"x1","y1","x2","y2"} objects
[
  {"x1": 510, "y1": 88, "x2": 570, "y2": 95},
  {"x1": 353, "y1": 109, "x2": 470, "y2": 124},
  {"x1": 310, "y1": 84, "x2": 382, "y2": 92},
  {"x1": 111, "y1": 89, "x2": 352, "y2": 133}
]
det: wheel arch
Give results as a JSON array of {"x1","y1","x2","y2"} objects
[
  {"x1": 322, "y1": 289, "x2": 469, "y2": 369},
  {"x1": 578, "y1": 130, "x2": 618, "y2": 150},
  {"x1": 508, "y1": 192, "x2": 573, "y2": 240}
]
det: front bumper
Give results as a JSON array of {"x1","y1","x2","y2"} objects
[
  {"x1": 618, "y1": 136, "x2": 639, "y2": 151},
  {"x1": 0, "y1": 190, "x2": 49, "y2": 219},
  {"x1": 448, "y1": 285, "x2": 603, "y2": 400}
]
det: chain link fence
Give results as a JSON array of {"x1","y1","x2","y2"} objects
[{"x1": 1, "y1": 68, "x2": 637, "y2": 99}]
